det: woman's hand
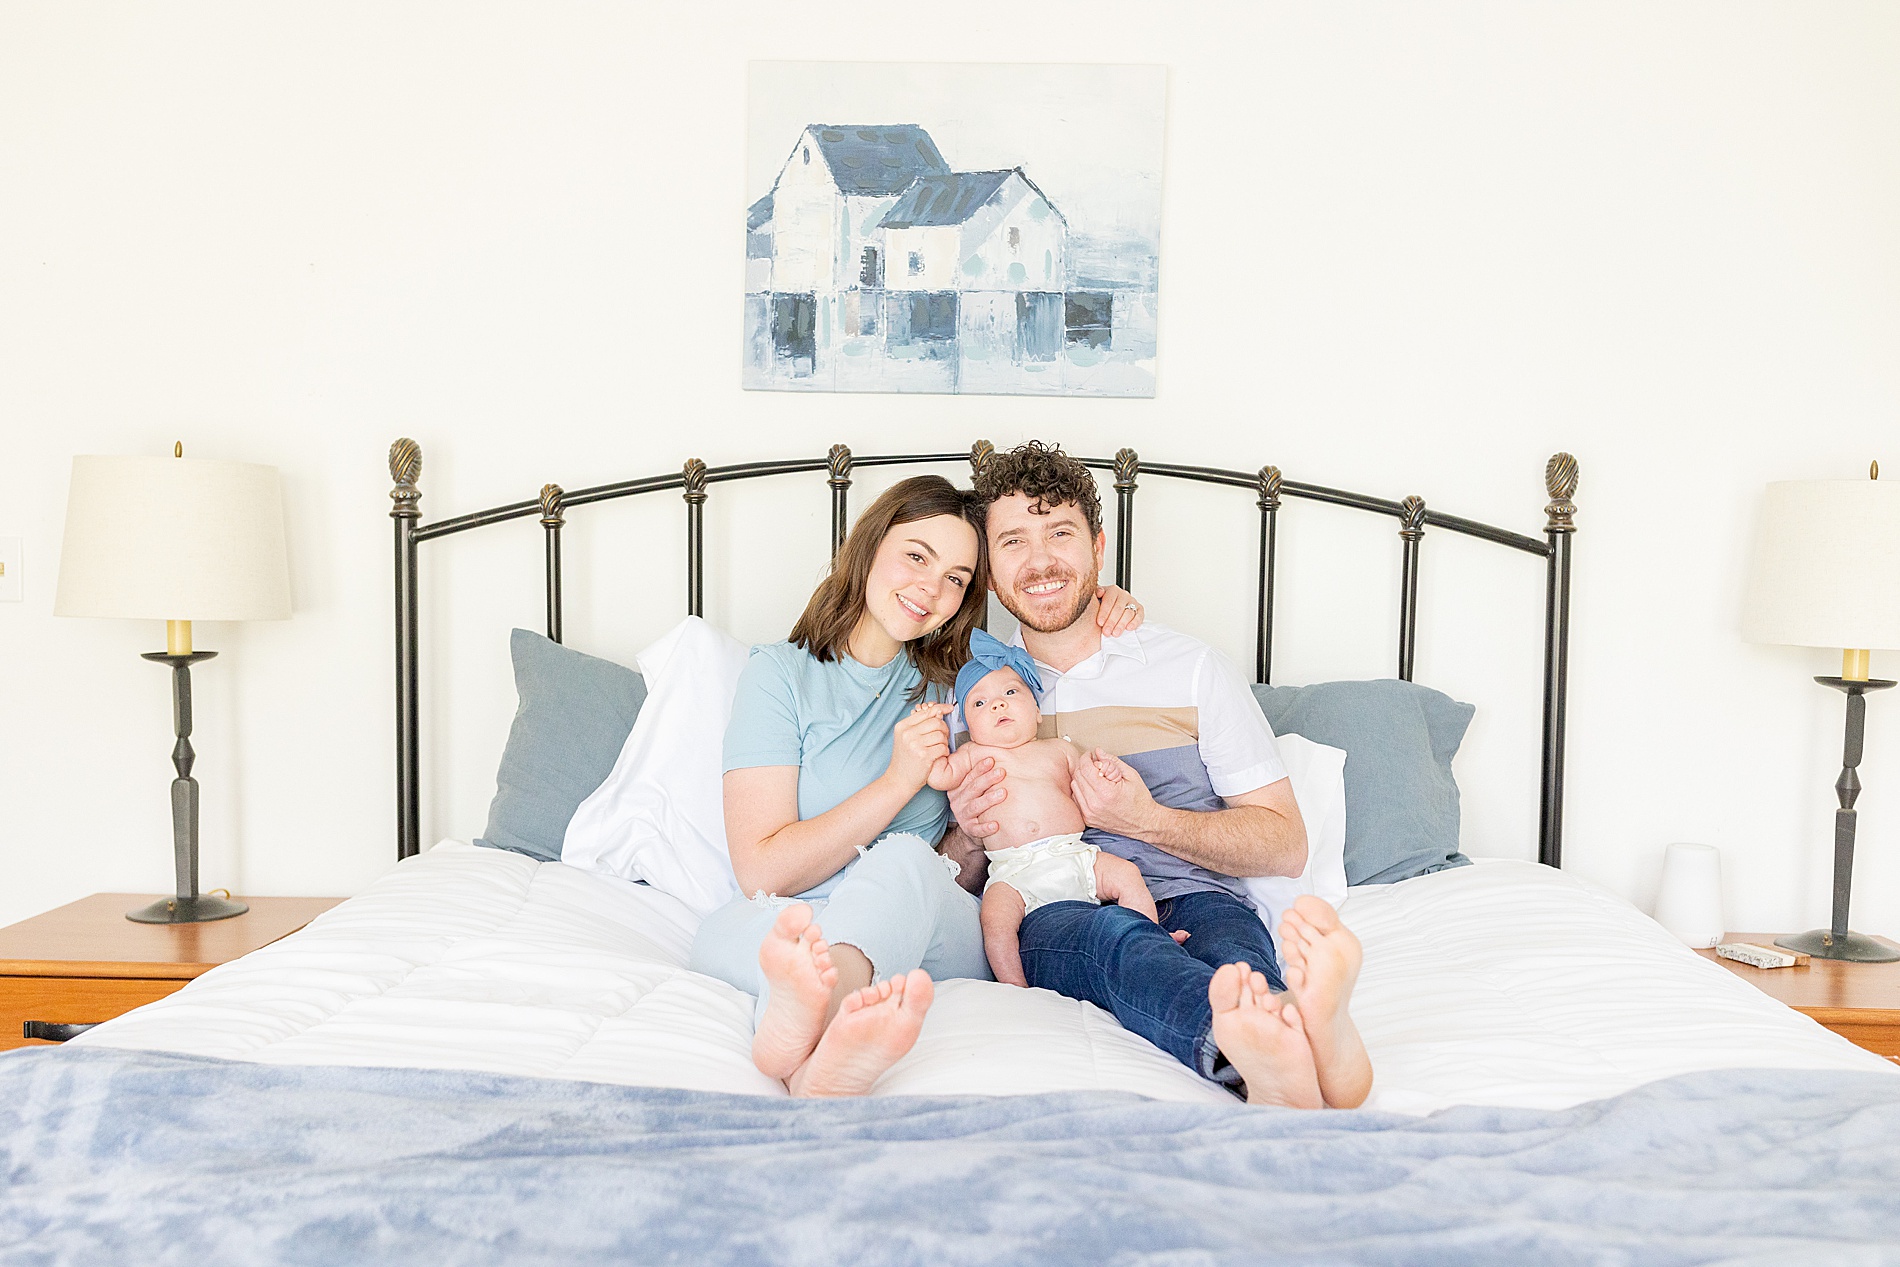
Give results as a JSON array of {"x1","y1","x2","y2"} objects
[
  {"x1": 1095, "y1": 585, "x2": 1146, "y2": 637},
  {"x1": 886, "y1": 702, "x2": 953, "y2": 794}
]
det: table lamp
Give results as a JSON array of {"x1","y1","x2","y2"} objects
[
  {"x1": 54, "y1": 445, "x2": 292, "y2": 923},
  {"x1": 1741, "y1": 462, "x2": 1900, "y2": 962}
]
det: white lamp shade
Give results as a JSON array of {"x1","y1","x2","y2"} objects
[
  {"x1": 54, "y1": 455, "x2": 292, "y2": 622},
  {"x1": 1741, "y1": 478, "x2": 1900, "y2": 651}
]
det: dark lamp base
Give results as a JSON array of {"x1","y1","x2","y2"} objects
[
  {"x1": 125, "y1": 894, "x2": 250, "y2": 925},
  {"x1": 1774, "y1": 929, "x2": 1900, "y2": 964}
]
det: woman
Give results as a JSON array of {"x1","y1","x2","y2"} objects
[{"x1": 689, "y1": 475, "x2": 1142, "y2": 1097}]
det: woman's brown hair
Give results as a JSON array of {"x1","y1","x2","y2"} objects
[{"x1": 789, "y1": 475, "x2": 987, "y2": 699}]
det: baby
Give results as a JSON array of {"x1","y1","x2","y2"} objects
[{"x1": 924, "y1": 632, "x2": 1171, "y2": 987}]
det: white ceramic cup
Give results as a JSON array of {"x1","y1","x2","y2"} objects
[{"x1": 1653, "y1": 842, "x2": 1725, "y2": 949}]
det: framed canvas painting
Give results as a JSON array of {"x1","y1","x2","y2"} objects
[{"x1": 744, "y1": 61, "x2": 1165, "y2": 398}]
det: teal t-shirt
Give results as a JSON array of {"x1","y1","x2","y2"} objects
[{"x1": 722, "y1": 641, "x2": 951, "y2": 860}]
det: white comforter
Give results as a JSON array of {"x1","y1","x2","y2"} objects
[{"x1": 76, "y1": 842, "x2": 1893, "y2": 1113}]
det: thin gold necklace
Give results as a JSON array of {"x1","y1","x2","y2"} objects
[{"x1": 873, "y1": 653, "x2": 905, "y2": 701}]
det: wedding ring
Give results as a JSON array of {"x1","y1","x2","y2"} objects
[{"x1": 1124, "y1": 602, "x2": 1137, "y2": 610}]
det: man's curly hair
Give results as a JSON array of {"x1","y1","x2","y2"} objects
[{"x1": 971, "y1": 440, "x2": 1102, "y2": 536}]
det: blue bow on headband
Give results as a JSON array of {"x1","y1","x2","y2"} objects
[{"x1": 955, "y1": 628, "x2": 1043, "y2": 713}]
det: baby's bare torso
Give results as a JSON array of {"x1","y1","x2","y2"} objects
[{"x1": 959, "y1": 737, "x2": 1085, "y2": 851}]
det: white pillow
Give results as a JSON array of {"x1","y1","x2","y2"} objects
[
  {"x1": 1243, "y1": 733, "x2": 1349, "y2": 940},
  {"x1": 562, "y1": 616, "x2": 749, "y2": 915}
]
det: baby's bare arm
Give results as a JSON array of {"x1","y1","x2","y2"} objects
[
  {"x1": 1092, "y1": 852, "x2": 1160, "y2": 923},
  {"x1": 1050, "y1": 737, "x2": 1089, "y2": 778},
  {"x1": 927, "y1": 744, "x2": 979, "y2": 793},
  {"x1": 1051, "y1": 737, "x2": 1123, "y2": 785},
  {"x1": 980, "y1": 883, "x2": 1030, "y2": 987}
]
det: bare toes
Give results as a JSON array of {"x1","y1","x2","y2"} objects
[
  {"x1": 773, "y1": 903, "x2": 814, "y2": 938},
  {"x1": 1209, "y1": 963, "x2": 1244, "y2": 1013},
  {"x1": 1290, "y1": 894, "x2": 1341, "y2": 930},
  {"x1": 898, "y1": 969, "x2": 934, "y2": 1011}
]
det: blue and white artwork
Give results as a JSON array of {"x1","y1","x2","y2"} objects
[{"x1": 744, "y1": 62, "x2": 1165, "y2": 398}]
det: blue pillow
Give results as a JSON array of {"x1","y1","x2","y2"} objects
[
  {"x1": 475, "y1": 630, "x2": 648, "y2": 862},
  {"x1": 1251, "y1": 679, "x2": 1474, "y2": 886}
]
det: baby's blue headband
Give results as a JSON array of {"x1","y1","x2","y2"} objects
[{"x1": 955, "y1": 629, "x2": 1043, "y2": 713}]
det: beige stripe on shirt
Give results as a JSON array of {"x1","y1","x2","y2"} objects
[{"x1": 1036, "y1": 704, "x2": 1200, "y2": 757}]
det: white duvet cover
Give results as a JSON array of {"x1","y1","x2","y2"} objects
[{"x1": 76, "y1": 842, "x2": 1893, "y2": 1113}]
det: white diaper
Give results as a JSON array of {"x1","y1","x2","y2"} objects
[{"x1": 983, "y1": 832, "x2": 1099, "y2": 914}]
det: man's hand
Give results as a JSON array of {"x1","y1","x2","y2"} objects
[
  {"x1": 1071, "y1": 748, "x2": 1163, "y2": 840},
  {"x1": 947, "y1": 755, "x2": 1007, "y2": 841}
]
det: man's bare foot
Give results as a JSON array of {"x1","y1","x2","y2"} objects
[
  {"x1": 752, "y1": 904, "x2": 838, "y2": 1080},
  {"x1": 1208, "y1": 962, "x2": 1323, "y2": 1109},
  {"x1": 1279, "y1": 895, "x2": 1373, "y2": 1109},
  {"x1": 787, "y1": 970, "x2": 934, "y2": 1098}
]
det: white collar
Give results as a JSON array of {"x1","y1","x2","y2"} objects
[{"x1": 1009, "y1": 624, "x2": 1147, "y2": 676}]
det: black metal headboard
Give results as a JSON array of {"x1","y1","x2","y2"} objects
[{"x1": 385, "y1": 440, "x2": 1578, "y2": 868}]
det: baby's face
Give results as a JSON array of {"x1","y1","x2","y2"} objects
[{"x1": 962, "y1": 667, "x2": 1041, "y2": 748}]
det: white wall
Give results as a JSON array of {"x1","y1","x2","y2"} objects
[{"x1": 3, "y1": 2, "x2": 1897, "y2": 938}]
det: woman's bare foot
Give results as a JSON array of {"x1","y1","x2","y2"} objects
[
  {"x1": 1208, "y1": 962, "x2": 1323, "y2": 1109},
  {"x1": 752, "y1": 904, "x2": 838, "y2": 1080},
  {"x1": 1279, "y1": 896, "x2": 1373, "y2": 1109},
  {"x1": 787, "y1": 970, "x2": 934, "y2": 1098}
]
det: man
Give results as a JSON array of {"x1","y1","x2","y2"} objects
[{"x1": 946, "y1": 441, "x2": 1372, "y2": 1109}]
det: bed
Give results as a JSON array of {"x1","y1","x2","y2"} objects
[
  {"x1": 57, "y1": 841, "x2": 1897, "y2": 1110},
  {"x1": 6, "y1": 442, "x2": 1899, "y2": 1265}
]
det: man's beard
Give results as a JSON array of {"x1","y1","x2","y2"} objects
[{"x1": 996, "y1": 562, "x2": 1099, "y2": 634}]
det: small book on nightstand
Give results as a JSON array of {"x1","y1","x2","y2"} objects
[{"x1": 1715, "y1": 942, "x2": 1809, "y2": 969}]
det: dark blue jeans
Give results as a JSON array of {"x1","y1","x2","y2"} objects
[{"x1": 1019, "y1": 889, "x2": 1283, "y2": 1086}]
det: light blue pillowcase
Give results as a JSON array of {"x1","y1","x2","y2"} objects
[
  {"x1": 1251, "y1": 679, "x2": 1475, "y2": 886},
  {"x1": 475, "y1": 629, "x2": 648, "y2": 863}
]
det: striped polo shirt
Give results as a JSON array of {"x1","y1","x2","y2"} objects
[{"x1": 1010, "y1": 622, "x2": 1289, "y2": 906}]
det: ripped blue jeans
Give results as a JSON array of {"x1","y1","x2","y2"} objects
[{"x1": 688, "y1": 831, "x2": 992, "y2": 1022}]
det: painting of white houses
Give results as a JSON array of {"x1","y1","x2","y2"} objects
[{"x1": 744, "y1": 63, "x2": 1164, "y2": 397}]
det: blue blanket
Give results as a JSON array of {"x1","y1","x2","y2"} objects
[{"x1": 3, "y1": 1047, "x2": 1899, "y2": 1266}]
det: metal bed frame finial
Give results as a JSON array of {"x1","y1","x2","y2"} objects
[
  {"x1": 682, "y1": 458, "x2": 709, "y2": 501},
  {"x1": 389, "y1": 439, "x2": 421, "y2": 517},
  {"x1": 1544, "y1": 453, "x2": 1578, "y2": 533},
  {"x1": 1398, "y1": 495, "x2": 1428, "y2": 537},
  {"x1": 539, "y1": 484, "x2": 566, "y2": 644},
  {"x1": 827, "y1": 445, "x2": 853, "y2": 560},
  {"x1": 1256, "y1": 465, "x2": 1283, "y2": 511},
  {"x1": 970, "y1": 439, "x2": 995, "y2": 478},
  {"x1": 1255, "y1": 465, "x2": 1283, "y2": 684},
  {"x1": 389, "y1": 438, "x2": 423, "y2": 859}
]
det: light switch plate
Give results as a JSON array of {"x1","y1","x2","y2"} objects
[{"x1": 0, "y1": 537, "x2": 21, "y2": 602}]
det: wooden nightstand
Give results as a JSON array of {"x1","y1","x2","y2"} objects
[
  {"x1": 1696, "y1": 932, "x2": 1900, "y2": 1061},
  {"x1": 0, "y1": 893, "x2": 345, "y2": 1050}
]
